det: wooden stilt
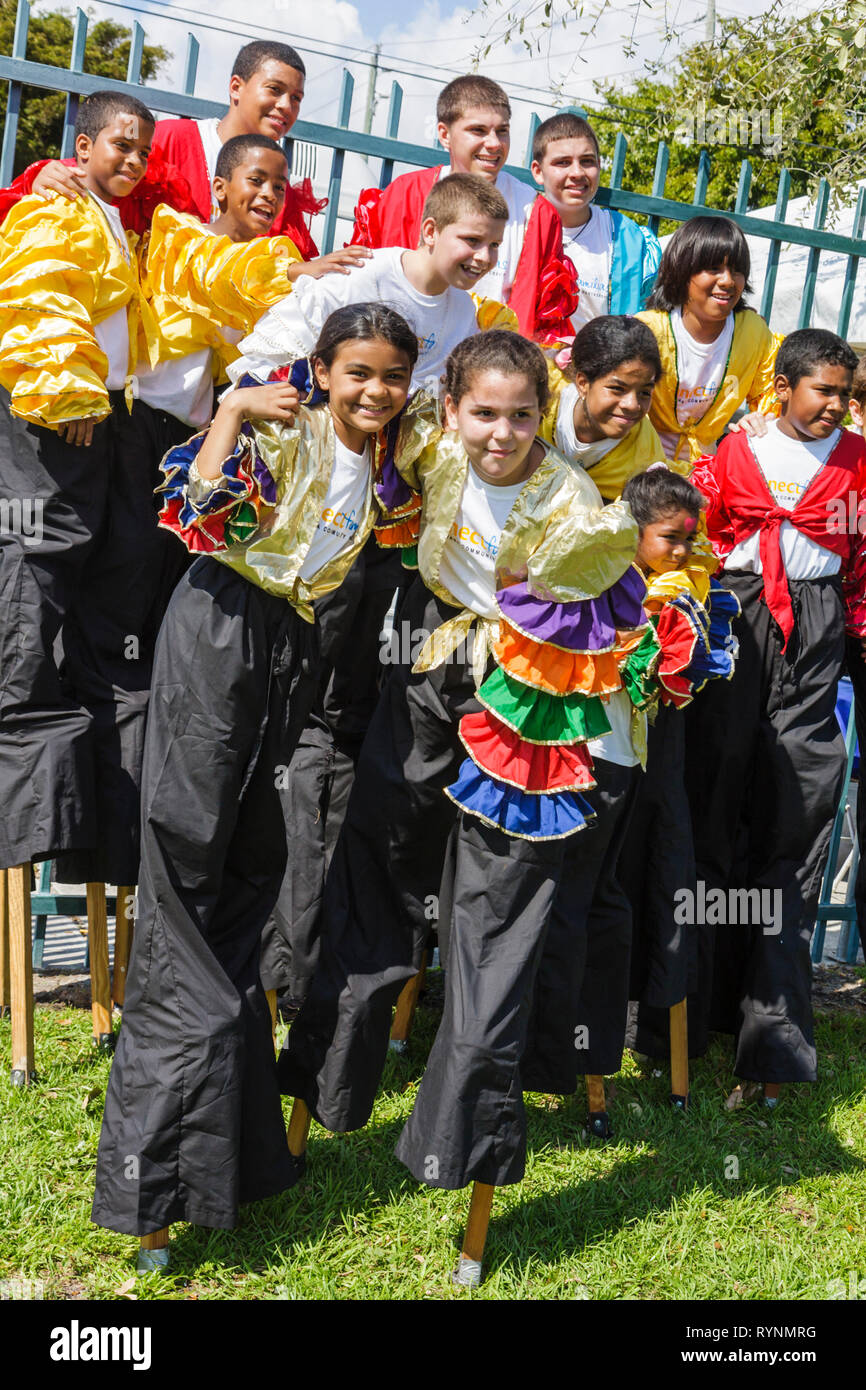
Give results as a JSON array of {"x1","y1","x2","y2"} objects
[
  {"x1": 137, "y1": 1226, "x2": 170, "y2": 1273},
  {"x1": 453, "y1": 1181, "x2": 495, "y2": 1288},
  {"x1": 763, "y1": 1081, "x2": 781, "y2": 1108},
  {"x1": 286, "y1": 1096, "x2": 311, "y2": 1187},
  {"x1": 669, "y1": 997, "x2": 689, "y2": 1109},
  {"x1": 86, "y1": 882, "x2": 113, "y2": 1050},
  {"x1": 8, "y1": 864, "x2": 36, "y2": 1085},
  {"x1": 389, "y1": 962, "x2": 427, "y2": 1053},
  {"x1": 585, "y1": 1074, "x2": 612, "y2": 1139},
  {"x1": 0, "y1": 869, "x2": 9, "y2": 1017},
  {"x1": 265, "y1": 988, "x2": 278, "y2": 1045},
  {"x1": 112, "y1": 886, "x2": 135, "y2": 1008}
]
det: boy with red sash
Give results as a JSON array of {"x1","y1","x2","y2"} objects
[
  {"x1": 349, "y1": 75, "x2": 576, "y2": 343},
  {"x1": 685, "y1": 328, "x2": 866, "y2": 1101}
]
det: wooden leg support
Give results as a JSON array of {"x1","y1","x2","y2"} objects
[
  {"x1": 286, "y1": 1097, "x2": 311, "y2": 1186},
  {"x1": 0, "y1": 869, "x2": 9, "y2": 1018},
  {"x1": 669, "y1": 998, "x2": 689, "y2": 1110},
  {"x1": 8, "y1": 864, "x2": 35, "y2": 1086},
  {"x1": 389, "y1": 963, "x2": 427, "y2": 1054},
  {"x1": 137, "y1": 1226, "x2": 171, "y2": 1274},
  {"x1": 265, "y1": 988, "x2": 278, "y2": 1047},
  {"x1": 112, "y1": 886, "x2": 135, "y2": 1008},
  {"x1": 585, "y1": 1074, "x2": 612, "y2": 1139},
  {"x1": 86, "y1": 883, "x2": 114, "y2": 1051},
  {"x1": 763, "y1": 1082, "x2": 781, "y2": 1109},
  {"x1": 453, "y1": 1182, "x2": 495, "y2": 1288}
]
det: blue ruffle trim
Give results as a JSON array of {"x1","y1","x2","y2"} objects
[
  {"x1": 444, "y1": 758, "x2": 595, "y2": 840},
  {"x1": 682, "y1": 579, "x2": 740, "y2": 691},
  {"x1": 158, "y1": 429, "x2": 252, "y2": 525}
]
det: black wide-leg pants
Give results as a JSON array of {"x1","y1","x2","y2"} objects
[
  {"x1": 92, "y1": 558, "x2": 319, "y2": 1234},
  {"x1": 278, "y1": 578, "x2": 474, "y2": 1132},
  {"x1": 520, "y1": 758, "x2": 639, "y2": 1093},
  {"x1": 684, "y1": 571, "x2": 846, "y2": 1084},
  {"x1": 0, "y1": 393, "x2": 189, "y2": 881},
  {"x1": 623, "y1": 704, "x2": 712, "y2": 1059}
]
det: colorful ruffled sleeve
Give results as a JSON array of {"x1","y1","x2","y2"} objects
[
  {"x1": 146, "y1": 205, "x2": 300, "y2": 337},
  {"x1": 0, "y1": 194, "x2": 135, "y2": 427},
  {"x1": 372, "y1": 390, "x2": 441, "y2": 566},
  {"x1": 156, "y1": 368, "x2": 301, "y2": 552},
  {"x1": 642, "y1": 559, "x2": 739, "y2": 708}
]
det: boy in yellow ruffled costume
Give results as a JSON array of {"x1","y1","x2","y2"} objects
[{"x1": 0, "y1": 90, "x2": 179, "y2": 887}]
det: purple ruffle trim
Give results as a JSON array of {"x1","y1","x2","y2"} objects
[
  {"x1": 496, "y1": 564, "x2": 646, "y2": 652},
  {"x1": 375, "y1": 414, "x2": 414, "y2": 512}
]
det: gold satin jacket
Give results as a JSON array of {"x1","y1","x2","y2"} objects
[{"x1": 0, "y1": 192, "x2": 139, "y2": 427}]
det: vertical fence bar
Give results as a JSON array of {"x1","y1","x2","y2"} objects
[
  {"x1": 798, "y1": 177, "x2": 829, "y2": 329},
  {"x1": 813, "y1": 703, "x2": 858, "y2": 963},
  {"x1": 1, "y1": 0, "x2": 32, "y2": 185},
  {"x1": 60, "y1": 8, "x2": 88, "y2": 158},
  {"x1": 734, "y1": 158, "x2": 752, "y2": 214},
  {"x1": 647, "y1": 140, "x2": 669, "y2": 237},
  {"x1": 320, "y1": 68, "x2": 354, "y2": 254},
  {"x1": 182, "y1": 33, "x2": 200, "y2": 95},
  {"x1": 837, "y1": 185, "x2": 866, "y2": 340},
  {"x1": 379, "y1": 80, "x2": 403, "y2": 189},
  {"x1": 523, "y1": 111, "x2": 541, "y2": 166},
  {"x1": 609, "y1": 131, "x2": 627, "y2": 189},
  {"x1": 759, "y1": 167, "x2": 790, "y2": 324},
  {"x1": 126, "y1": 20, "x2": 145, "y2": 84},
  {"x1": 692, "y1": 148, "x2": 711, "y2": 206}
]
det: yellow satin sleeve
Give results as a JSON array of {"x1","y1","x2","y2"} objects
[
  {"x1": 145, "y1": 205, "x2": 301, "y2": 339},
  {"x1": 0, "y1": 194, "x2": 137, "y2": 427},
  {"x1": 472, "y1": 294, "x2": 519, "y2": 333}
]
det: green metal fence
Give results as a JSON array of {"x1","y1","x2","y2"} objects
[{"x1": 0, "y1": 0, "x2": 862, "y2": 965}]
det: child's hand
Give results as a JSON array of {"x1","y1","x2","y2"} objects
[
  {"x1": 32, "y1": 161, "x2": 88, "y2": 201},
  {"x1": 57, "y1": 415, "x2": 99, "y2": 447},
  {"x1": 728, "y1": 410, "x2": 769, "y2": 438},
  {"x1": 225, "y1": 382, "x2": 300, "y2": 424},
  {"x1": 287, "y1": 246, "x2": 372, "y2": 281}
]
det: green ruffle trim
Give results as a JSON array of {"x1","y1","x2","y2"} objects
[
  {"x1": 224, "y1": 500, "x2": 260, "y2": 547},
  {"x1": 620, "y1": 626, "x2": 661, "y2": 710},
  {"x1": 401, "y1": 544, "x2": 419, "y2": 571},
  {"x1": 478, "y1": 666, "x2": 612, "y2": 745}
]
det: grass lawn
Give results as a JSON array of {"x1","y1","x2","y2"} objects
[{"x1": 2, "y1": 967, "x2": 865, "y2": 1301}]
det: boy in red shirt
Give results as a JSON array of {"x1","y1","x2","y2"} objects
[
  {"x1": 350, "y1": 74, "x2": 576, "y2": 342},
  {"x1": 686, "y1": 328, "x2": 866, "y2": 1101}
]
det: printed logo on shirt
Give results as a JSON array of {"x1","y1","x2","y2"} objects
[
  {"x1": 418, "y1": 331, "x2": 437, "y2": 354},
  {"x1": 764, "y1": 477, "x2": 808, "y2": 504},
  {"x1": 676, "y1": 382, "x2": 722, "y2": 420},
  {"x1": 575, "y1": 269, "x2": 608, "y2": 297},
  {"x1": 317, "y1": 505, "x2": 359, "y2": 545},
  {"x1": 448, "y1": 518, "x2": 499, "y2": 560}
]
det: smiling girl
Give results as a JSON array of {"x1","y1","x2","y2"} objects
[
  {"x1": 637, "y1": 216, "x2": 780, "y2": 467},
  {"x1": 541, "y1": 314, "x2": 666, "y2": 501},
  {"x1": 91, "y1": 304, "x2": 418, "y2": 1258}
]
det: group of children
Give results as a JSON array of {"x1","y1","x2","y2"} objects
[{"x1": 0, "y1": 49, "x2": 864, "y2": 1283}]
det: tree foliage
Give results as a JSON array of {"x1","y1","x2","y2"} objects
[{"x1": 0, "y1": 0, "x2": 167, "y2": 175}]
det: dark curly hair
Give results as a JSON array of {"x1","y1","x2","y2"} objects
[{"x1": 444, "y1": 330, "x2": 549, "y2": 411}]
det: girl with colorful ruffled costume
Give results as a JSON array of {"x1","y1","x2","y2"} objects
[
  {"x1": 618, "y1": 467, "x2": 740, "y2": 1107},
  {"x1": 91, "y1": 304, "x2": 417, "y2": 1264},
  {"x1": 279, "y1": 333, "x2": 646, "y2": 1248},
  {"x1": 637, "y1": 216, "x2": 780, "y2": 469}
]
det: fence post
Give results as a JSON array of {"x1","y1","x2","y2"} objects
[
  {"x1": 797, "y1": 177, "x2": 829, "y2": 330},
  {"x1": 0, "y1": 0, "x2": 31, "y2": 186},
  {"x1": 320, "y1": 68, "x2": 354, "y2": 254},
  {"x1": 647, "y1": 140, "x2": 669, "y2": 238},
  {"x1": 734, "y1": 159, "x2": 752, "y2": 215},
  {"x1": 126, "y1": 21, "x2": 145, "y2": 85},
  {"x1": 837, "y1": 185, "x2": 866, "y2": 340},
  {"x1": 692, "y1": 148, "x2": 711, "y2": 206},
  {"x1": 379, "y1": 81, "x2": 403, "y2": 190},
  {"x1": 182, "y1": 33, "x2": 200, "y2": 96},
  {"x1": 60, "y1": 8, "x2": 88, "y2": 159},
  {"x1": 759, "y1": 167, "x2": 790, "y2": 324}
]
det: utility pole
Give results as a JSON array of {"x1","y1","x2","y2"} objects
[
  {"x1": 364, "y1": 43, "x2": 381, "y2": 133},
  {"x1": 705, "y1": 0, "x2": 716, "y2": 43}
]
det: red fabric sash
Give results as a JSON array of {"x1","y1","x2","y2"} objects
[{"x1": 696, "y1": 429, "x2": 866, "y2": 648}]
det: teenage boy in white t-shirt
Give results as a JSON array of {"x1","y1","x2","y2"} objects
[
  {"x1": 232, "y1": 173, "x2": 508, "y2": 393},
  {"x1": 686, "y1": 327, "x2": 866, "y2": 1103}
]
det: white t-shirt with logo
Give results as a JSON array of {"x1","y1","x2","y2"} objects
[
  {"x1": 196, "y1": 117, "x2": 223, "y2": 221},
  {"x1": 438, "y1": 466, "x2": 524, "y2": 618},
  {"x1": 90, "y1": 193, "x2": 130, "y2": 391},
  {"x1": 232, "y1": 246, "x2": 479, "y2": 395},
  {"x1": 725, "y1": 419, "x2": 841, "y2": 579},
  {"x1": 561, "y1": 206, "x2": 613, "y2": 328},
  {"x1": 298, "y1": 436, "x2": 371, "y2": 581},
  {"x1": 554, "y1": 383, "x2": 621, "y2": 471},
  {"x1": 446, "y1": 167, "x2": 536, "y2": 305},
  {"x1": 657, "y1": 308, "x2": 735, "y2": 459}
]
